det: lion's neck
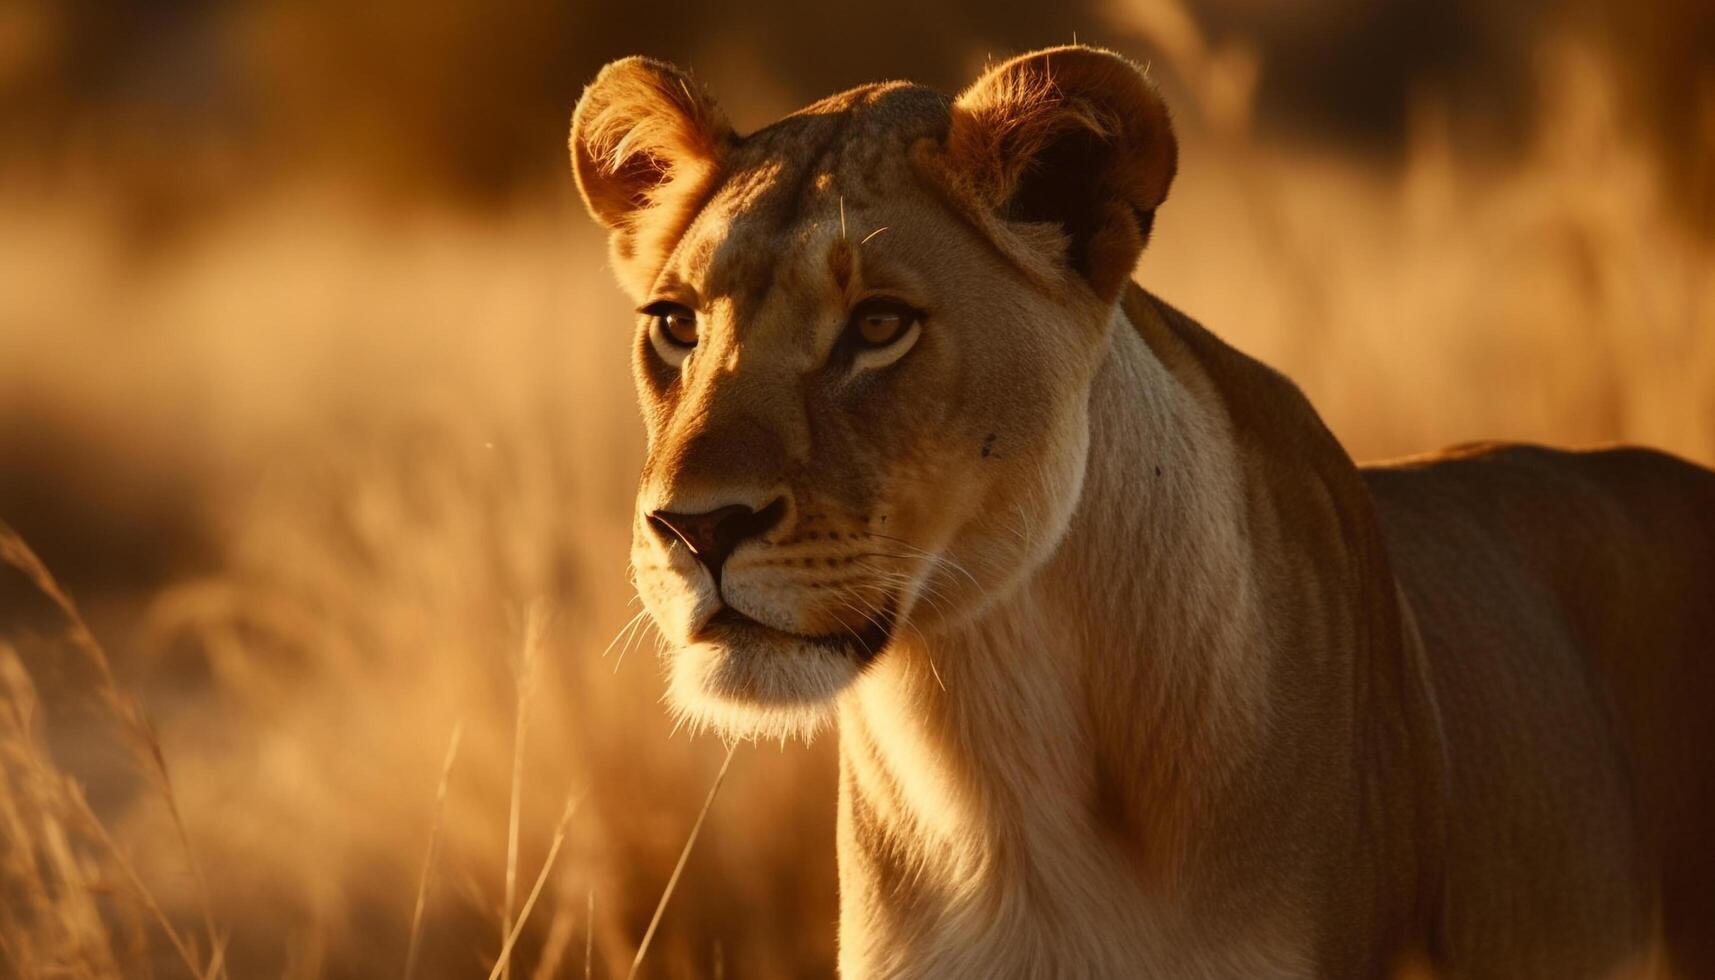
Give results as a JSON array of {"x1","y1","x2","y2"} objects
[{"x1": 834, "y1": 292, "x2": 1318, "y2": 976}]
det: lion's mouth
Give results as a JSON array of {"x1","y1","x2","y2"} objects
[{"x1": 695, "y1": 604, "x2": 895, "y2": 663}]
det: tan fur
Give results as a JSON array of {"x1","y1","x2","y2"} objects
[{"x1": 571, "y1": 46, "x2": 1715, "y2": 978}]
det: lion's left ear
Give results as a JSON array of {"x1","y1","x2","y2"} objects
[{"x1": 939, "y1": 46, "x2": 1177, "y2": 302}]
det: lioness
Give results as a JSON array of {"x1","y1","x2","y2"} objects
[{"x1": 569, "y1": 46, "x2": 1715, "y2": 978}]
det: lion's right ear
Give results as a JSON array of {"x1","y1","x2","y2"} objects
[{"x1": 570, "y1": 57, "x2": 732, "y2": 293}]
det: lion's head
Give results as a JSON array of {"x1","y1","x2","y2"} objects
[{"x1": 570, "y1": 46, "x2": 1176, "y2": 738}]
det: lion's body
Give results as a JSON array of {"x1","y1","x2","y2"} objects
[
  {"x1": 570, "y1": 45, "x2": 1715, "y2": 978},
  {"x1": 1138, "y1": 288, "x2": 1715, "y2": 978},
  {"x1": 1369, "y1": 444, "x2": 1715, "y2": 977}
]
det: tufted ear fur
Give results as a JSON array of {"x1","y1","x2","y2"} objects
[
  {"x1": 939, "y1": 46, "x2": 1177, "y2": 303},
  {"x1": 570, "y1": 57, "x2": 733, "y2": 295}
]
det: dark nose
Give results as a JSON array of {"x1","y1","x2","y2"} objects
[{"x1": 648, "y1": 498, "x2": 786, "y2": 580}]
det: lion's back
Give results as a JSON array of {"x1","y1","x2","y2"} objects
[{"x1": 1363, "y1": 442, "x2": 1715, "y2": 975}]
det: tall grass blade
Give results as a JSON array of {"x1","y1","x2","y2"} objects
[{"x1": 627, "y1": 742, "x2": 737, "y2": 980}]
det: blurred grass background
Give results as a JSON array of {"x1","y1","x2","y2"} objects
[{"x1": 0, "y1": 0, "x2": 1711, "y2": 976}]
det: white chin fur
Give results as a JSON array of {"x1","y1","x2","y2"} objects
[{"x1": 665, "y1": 638, "x2": 861, "y2": 742}]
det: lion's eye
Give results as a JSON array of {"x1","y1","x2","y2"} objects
[
  {"x1": 643, "y1": 301, "x2": 698, "y2": 348},
  {"x1": 641, "y1": 300, "x2": 698, "y2": 368},
  {"x1": 847, "y1": 299, "x2": 920, "y2": 349}
]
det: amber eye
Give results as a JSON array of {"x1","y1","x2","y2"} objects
[
  {"x1": 643, "y1": 301, "x2": 698, "y2": 348},
  {"x1": 848, "y1": 298, "x2": 920, "y2": 349}
]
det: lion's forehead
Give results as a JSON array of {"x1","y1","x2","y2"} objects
[
  {"x1": 674, "y1": 84, "x2": 950, "y2": 302},
  {"x1": 727, "y1": 82, "x2": 950, "y2": 205}
]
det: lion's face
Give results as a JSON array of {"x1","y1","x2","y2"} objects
[
  {"x1": 571, "y1": 49, "x2": 1175, "y2": 737},
  {"x1": 623, "y1": 124, "x2": 1112, "y2": 738}
]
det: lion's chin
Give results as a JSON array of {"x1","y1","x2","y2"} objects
[{"x1": 664, "y1": 609, "x2": 887, "y2": 742}]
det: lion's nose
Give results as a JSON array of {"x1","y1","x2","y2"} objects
[{"x1": 648, "y1": 498, "x2": 786, "y2": 580}]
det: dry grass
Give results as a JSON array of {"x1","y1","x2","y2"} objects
[
  {"x1": 0, "y1": 18, "x2": 1710, "y2": 980},
  {"x1": 0, "y1": 524, "x2": 224, "y2": 979},
  {"x1": 0, "y1": 192, "x2": 839, "y2": 976}
]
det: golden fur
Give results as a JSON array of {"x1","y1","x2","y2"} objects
[{"x1": 571, "y1": 46, "x2": 1715, "y2": 978}]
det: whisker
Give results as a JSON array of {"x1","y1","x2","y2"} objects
[
  {"x1": 864, "y1": 534, "x2": 985, "y2": 590},
  {"x1": 851, "y1": 587, "x2": 949, "y2": 693},
  {"x1": 849, "y1": 559, "x2": 958, "y2": 616},
  {"x1": 922, "y1": 649, "x2": 948, "y2": 692},
  {"x1": 830, "y1": 589, "x2": 890, "y2": 636},
  {"x1": 825, "y1": 596, "x2": 877, "y2": 650},
  {"x1": 598, "y1": 609, "x2": 649, "y2": 661},
  {"x1": 614, "y1": 613, "x2": 657, "y2": 673}
]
